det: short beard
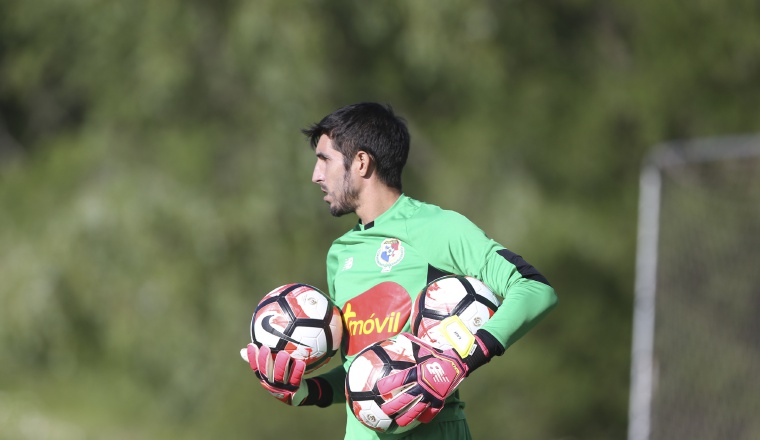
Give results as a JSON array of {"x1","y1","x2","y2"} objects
[{"x1": 329, "y1": 171, "x2": 360, "y2": 217}]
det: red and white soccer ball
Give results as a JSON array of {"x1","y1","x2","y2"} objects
[
  {"x1": 345, "y1": 335, "x2": 421, "y2": 434},
  {"x1": 411, "y1": 275, "x2": 501, "y2": 350},
  {"x1": 251, "y1": 283, "x2": 343, "y2": 374}
]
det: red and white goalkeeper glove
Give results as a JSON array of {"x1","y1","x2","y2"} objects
[
  {"x1": 242, "y1": 343, "x2": 308, "y2": 406},
  {"x1": 377, "y1": 322, "x2": 504, "y2": 426}
]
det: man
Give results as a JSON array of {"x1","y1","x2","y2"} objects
[{"x1": 245, "y1": 102, "x2": 557, "y2": 439}]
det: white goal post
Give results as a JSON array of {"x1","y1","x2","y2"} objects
[{"x1": 628, "y1": 135, "x2": 760, "y2": 440}]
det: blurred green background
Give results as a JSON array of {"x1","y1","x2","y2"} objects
[{"x1": 1, "y1": 1, "x2": 759, "y2": 439}]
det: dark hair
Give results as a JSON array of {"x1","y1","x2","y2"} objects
[{"x1": 301, "y1": 102, "x2": 410, "y2": 191}]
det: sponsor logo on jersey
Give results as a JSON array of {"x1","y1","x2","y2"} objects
[
  {"x1": 344, "y1": 303, "x2": 402, "y2": 336},
  {"x1": 342, "y1": 281, "x2": 412, "y2": 356},
  {"x1": 375, "y1": 238, "x2": 405, "y2": 272}
]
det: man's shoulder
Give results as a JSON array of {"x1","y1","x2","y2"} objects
[
  {"x1": 402, "y1": 196, "x2": 471, "y2": 225},
  {"x1": 328, "y1": 229, "x2": 354, "y2": 248}
]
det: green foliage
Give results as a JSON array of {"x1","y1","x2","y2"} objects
[{"x1": 1, "y1": 0, "x2": 759, "y2": 438}]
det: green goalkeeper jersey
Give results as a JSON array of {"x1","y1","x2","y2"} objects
[{"x1": 316, "y1": 194, "x2": 557, "y2": 439}]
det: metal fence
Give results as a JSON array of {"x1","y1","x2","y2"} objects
[{"x1": 629, "y1": 135, "x2": 760, "y2": 440}]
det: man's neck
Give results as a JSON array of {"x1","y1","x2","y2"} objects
[{"x1": 355, "y1": 188, "x2": 401, "y2": 226}]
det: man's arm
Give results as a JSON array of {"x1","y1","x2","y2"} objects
[
  {"x1": 379, "y1": 210, "x2": 556, "y2": 425},
  {"x1": 309, "y1": 364, "x2": 346, "y2": 406},
  {"x1": 478, "y1": 248, "x2": 557, "y2": 350},
  {"x1": 412, "y1": 209, "x2": 557, "y2": 352}
]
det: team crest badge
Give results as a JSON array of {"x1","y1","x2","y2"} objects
[{"x1": 375, "y1": 238, "x2": 405, "y2": 272}]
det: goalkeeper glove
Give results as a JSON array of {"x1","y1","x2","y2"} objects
[
  {"x1": 377, "y1": 322, "x2": 504, "y2": 426},
  {"x1": 242, "y1": 343, "x2": 308, "y2": 406}
]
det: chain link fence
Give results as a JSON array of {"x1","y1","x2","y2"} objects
[{"x1": 629, "y1": 135, "x2": 760, "y2": 440}]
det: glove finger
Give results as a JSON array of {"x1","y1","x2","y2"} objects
[
  {"x1": 376, "y1": 367, "x2": 414, "y2": 394},
  {"x1": 246, "y1": 344, "x2": 259, "y2": 372},
  {"x1": 273, "y1": 350, "x2": 292, "y2": 383},
  {"x1": 257, "y1": 345, "x2": 275, "y2": 381},
  {"x1": 380, "y1": 392, "x2": 419, "y2": 416},
  {"x1": 287, "y1": 357, "x2": 306, "y2": 387},
  {"x1": 396, "y1": 399, "x2": 430, "y2": 427},
  {"x1": 416, "y1": 404, "x2": 443, "y2": 424}
]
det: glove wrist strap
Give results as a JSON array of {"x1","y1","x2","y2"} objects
[
  {"x1": 301, "y1": 377, "x2": 333, "y2": 407},
  {"x1": 463, "y1": 329, "x2": 505, "y2": 375}
]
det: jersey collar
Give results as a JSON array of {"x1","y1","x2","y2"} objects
[{"x1": 355, "y1": 194, "x2": 407, "y2": 231}]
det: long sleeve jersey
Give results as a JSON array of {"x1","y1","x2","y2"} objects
[{"x1": 314, "y1": 194, "x2": 557, "y2": 439}]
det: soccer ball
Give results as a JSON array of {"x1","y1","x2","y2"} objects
[
  {"x1": 411, "y1": 275, "x2": 501, "y2": 350},
  {"x1": 251, "y1": 283, "x2": 343, "y2": 374},
  {"x1": 345, "y1": 335, "x2": 421, "y2": 434}
]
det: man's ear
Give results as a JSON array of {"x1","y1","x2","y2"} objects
[{"x1": 355, "y1": 151, "x2": 373, "y2": 178}]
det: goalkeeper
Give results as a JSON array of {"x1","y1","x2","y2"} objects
[{"x1": 244, "y1": 102, "x2": 557, "y2": 439}]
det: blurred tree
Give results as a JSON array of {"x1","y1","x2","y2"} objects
[{"x1": 1, "y1": 0, "x2": 759, "y2": 439}]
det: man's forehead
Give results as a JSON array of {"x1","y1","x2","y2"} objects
[{"x1": 316, "y1": 135, "x2": 340, "y2": 155}]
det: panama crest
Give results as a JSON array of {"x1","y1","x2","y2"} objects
[{"x1": 375, "y1": 238, "x2": 405, "y2": 272}]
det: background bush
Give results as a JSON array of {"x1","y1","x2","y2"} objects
[{"x1": 1, "y1": 1, "x2": 759, "y2": 438}]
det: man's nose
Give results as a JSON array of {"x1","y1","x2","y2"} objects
[{"x1": 312, "y1": 163, "x2": 323, "y2": 184}]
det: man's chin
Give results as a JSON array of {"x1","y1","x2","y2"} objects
[{"x1": 329, "y1": 203, "x2": 354, "y2": 217}]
